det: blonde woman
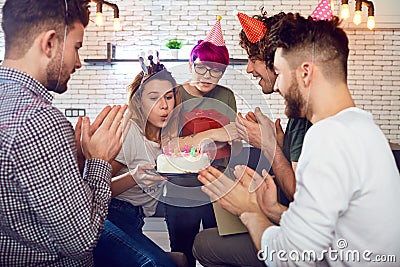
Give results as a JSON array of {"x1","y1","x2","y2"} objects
[{"x1": 94, "y1": 63, "x2": 182, "y2": 267}]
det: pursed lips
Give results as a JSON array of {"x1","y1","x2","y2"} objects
[{"x1": 160, "y1": 114, "x2": 169, "y2": 121}]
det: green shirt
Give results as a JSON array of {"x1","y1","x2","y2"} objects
[
  {"x1": 278, "y1": 118, "x2": 311, "y2": 206},
  {"x1": 282, "y1": 118, "x2": 312, "y2": 162}
]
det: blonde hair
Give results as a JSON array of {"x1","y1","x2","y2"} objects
[{"x1": 127, "y1": 69, "x2": 182, "y2": 145}]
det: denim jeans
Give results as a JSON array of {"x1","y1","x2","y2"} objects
[
  {"x1": 94, "y1": 199, "x2": 177, "y2": 267},
  {"x1": 164, "y1": 203, "x2": 216, "y2": 267}
]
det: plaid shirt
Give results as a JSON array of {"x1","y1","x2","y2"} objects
[{"x1": 0, "y1": 67, "x2": 112, "y2": 266}]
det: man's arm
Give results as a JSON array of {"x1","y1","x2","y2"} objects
[
  {"x1": 236, "y1": 108, "x2": 296, "y2": 200},
  {"x1": 75, "y1": 106, "x2": 115, "y2": 175},
  {"x1": 16, "y1": 105, "x2": 128, "y2": 259},
  {"x1": 198, "y1": 165, "x2": 281, "y2": 249},
  {"x1": 268, "y1": 145, "x2": 296, "y2": 201},
  {"x1": 239, "y1": 212, "x2": 274, "y2": 250},
  {"x1": 198, "y1": 164, "x2": 287, "y2": 225},
  {"x1": 259, "y1": 125, "x2": 353, "y2": 266}
]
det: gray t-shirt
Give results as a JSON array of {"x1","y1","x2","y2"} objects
[{"x1": 114, "y1": 121, "x2": 164, "y2": 216}]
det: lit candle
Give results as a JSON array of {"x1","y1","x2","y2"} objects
[
  {"x1": 168, "y1": 142, "x2": 172, "y2": 155},
  {"x1": 184, "y1": 145, "x2": 189, "y2": 153},
  {"x1": 174, "y1": 148, "x2": 178, "y2": 156},
  {"x1": 190, "y1": 147, "x2": 196, "y2": 157}
]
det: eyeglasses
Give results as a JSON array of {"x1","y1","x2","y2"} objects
[{"x1": 193, "y1": 64, "x2": 224, "y2": 78}]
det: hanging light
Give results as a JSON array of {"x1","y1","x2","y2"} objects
[
  {"x1": 353, "y1": 0, "x2": 362, "y2": 25},
  {"x1": 112, "y1": 6, "x2": 122, "y2": 31},
  {"x1": 95, "y1": 2, "x2": 104, "y2": 26},
  {"x1": 91, "y1": 0, "x2": 121, "y2": 31},
  {"x1": 342, "y1": 0, "x2": 375, "y2": 29},
  {"x1": 113, "y1": 18, "x2": 122, "y2": 31},
  {"x1": 365, "y1": 0, "x2": 375, "y2": 30},
  {"x1": 367, "y1": 16, "x2": 375, "y2": 30},
  {"x1": 340, "y1": 0, "x2": 350, "y2": 20},
  {"x1": 353, "y1": 10, "x2": 362, "y2": 25}
]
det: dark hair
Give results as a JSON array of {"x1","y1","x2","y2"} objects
[
  {"x1": 239, "y1": 9, "x2": 286, "y2": 70},
  {"x1": 268, "y1": 13, "x2": 349, "y2": 81},
  {"x1": 190, "y1": 40, "x2": 230, "y2": 68},
  {"x1": 2, "y1": 0, "x2": 90, "y2": 58}
]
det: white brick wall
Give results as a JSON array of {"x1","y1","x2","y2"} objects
[{"x1": 0, "y1": 0, "x2": 399, "y2": 143}]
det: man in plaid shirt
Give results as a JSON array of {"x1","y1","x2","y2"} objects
[{"x1": 0, "y1": 0, "x2": 129, "y2": 265}]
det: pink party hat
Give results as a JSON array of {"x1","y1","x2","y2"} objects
[
  {"x1": 204, "y1": 16, "x2": 225, "y2": 46},
  {"x1": 311, "y1": 0, "x2": 333, "y2": 21},
  {"x1": 237, "y1": 12, "x2": 267, "y2": 43}
]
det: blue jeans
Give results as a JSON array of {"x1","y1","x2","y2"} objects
[
  {"x1": 94, "y1": 199, "x2": 177, "y2": 267},
  {"x1": 164, "y1": 203, "x2": 216, "y2": 267}
]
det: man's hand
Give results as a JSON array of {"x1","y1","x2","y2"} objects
[
  {"x1": 235, "y1": 112, "x2": 263, "y2": 148},
  {"x1": 75, "y1": 106, "x2": 114, "y2": 173},
  {"x1": 245, "y1": 111, "x2": 257, "y2": 123},
  {"x1": 75, "y1": 116, "x2": 85, "y2": 174},
  {"x1": 80, "y1": 105, "x2": 131, "y2": 164},
  {"x1": 198, "y1": 165, "x2": 261, "y2": 217},
  {"x1": 253, "y1": 169, "x2": 286, "y2": 224},
  {"x1": 235, "y1": 108, "x2": 277, "y2": 161}
]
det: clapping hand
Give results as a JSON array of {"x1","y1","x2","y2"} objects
[
  {"x1": 198, "y1": 165, "x2": 262, "y2": 217},
  {"x1": 75, "y1": 106, "x2": 114, "y2": 173},
  {"x1": 75, "y1": 105, "x2": 131, "y2": 167},
  {"x1": 235, "y1": 107, "x2": 277, "y2": 161}
]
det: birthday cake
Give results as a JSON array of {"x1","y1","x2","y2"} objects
[{"x1": 157, "y1": 151, "x2": 210, "y2": 174}]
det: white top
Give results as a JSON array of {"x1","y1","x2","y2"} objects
[
  {"x1": 262, "y1": 107, "x2": 400, "y2": 267},
  {"x1": 114, "y1": 120, "x2": 163, "y2": 216}
]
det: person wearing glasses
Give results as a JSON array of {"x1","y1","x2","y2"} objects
[
  {"x1": 198, "y1": 12, "x2": 400, "y2": 267},
  {"x1": 163, "y1": 39, "x2": 238, "y2": 267},
  {"x1": 192, "y1": 11, "x2": 312, "y2": 267},
  {"x1": 168, "y1": 40, "x2": 239, "y2": 153}
]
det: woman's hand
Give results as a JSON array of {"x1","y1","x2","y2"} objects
[
  {"x1": 131, "y1": 163, "x2": 167, "y2": 187},
  {"x1": 209, "y1": 122, "x2": 239, "y2": 142}
]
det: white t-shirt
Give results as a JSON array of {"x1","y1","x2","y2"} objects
[
  {"x1": 262, "y1": 107, "x2": 400, "y2": 266},
  {"x1": 114, "y1": 121, "x2": 163, "y2": 216}
]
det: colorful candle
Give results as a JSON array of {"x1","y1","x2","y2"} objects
[{"x1": 190, "y1": 147, "x2": 196, "y2": 157}]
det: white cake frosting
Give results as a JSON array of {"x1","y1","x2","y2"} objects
[{"x1": 157, "y1": 153, "x2": 210, "y2": 173}]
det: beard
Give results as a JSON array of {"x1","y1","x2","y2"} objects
[
  {"x1": 46, "y1": 47, "x2": 69, "y2": 94},
  {"x1": 284, "y1": 78, "x2": 305, "y2": 119}
]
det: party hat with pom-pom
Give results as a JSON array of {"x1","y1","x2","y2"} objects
[
  {"x1": 311, "y1": 0, "x2": 333, "y2": 21},
  {"x1": 204, "y1": 15, "x2": 225, "y2": 46},
  {"x1": 236, "y1": 11, "x2": 267, "y2": 43}
]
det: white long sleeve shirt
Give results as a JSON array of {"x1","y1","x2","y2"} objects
[{"x1": 262, "y1": 107, "x2": 400, "y2": 267}]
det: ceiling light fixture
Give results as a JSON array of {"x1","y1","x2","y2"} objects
[
  {"x1": 341, "y1": 0, "x2": 375, "y2": 30},
  {"x1": 91, "y1": 0, "x2": 122, "y2": 31}
]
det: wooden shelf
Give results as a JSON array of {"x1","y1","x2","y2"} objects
[{"x1": 83, "y1": 58, "x2": 248, "y2": 66}]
